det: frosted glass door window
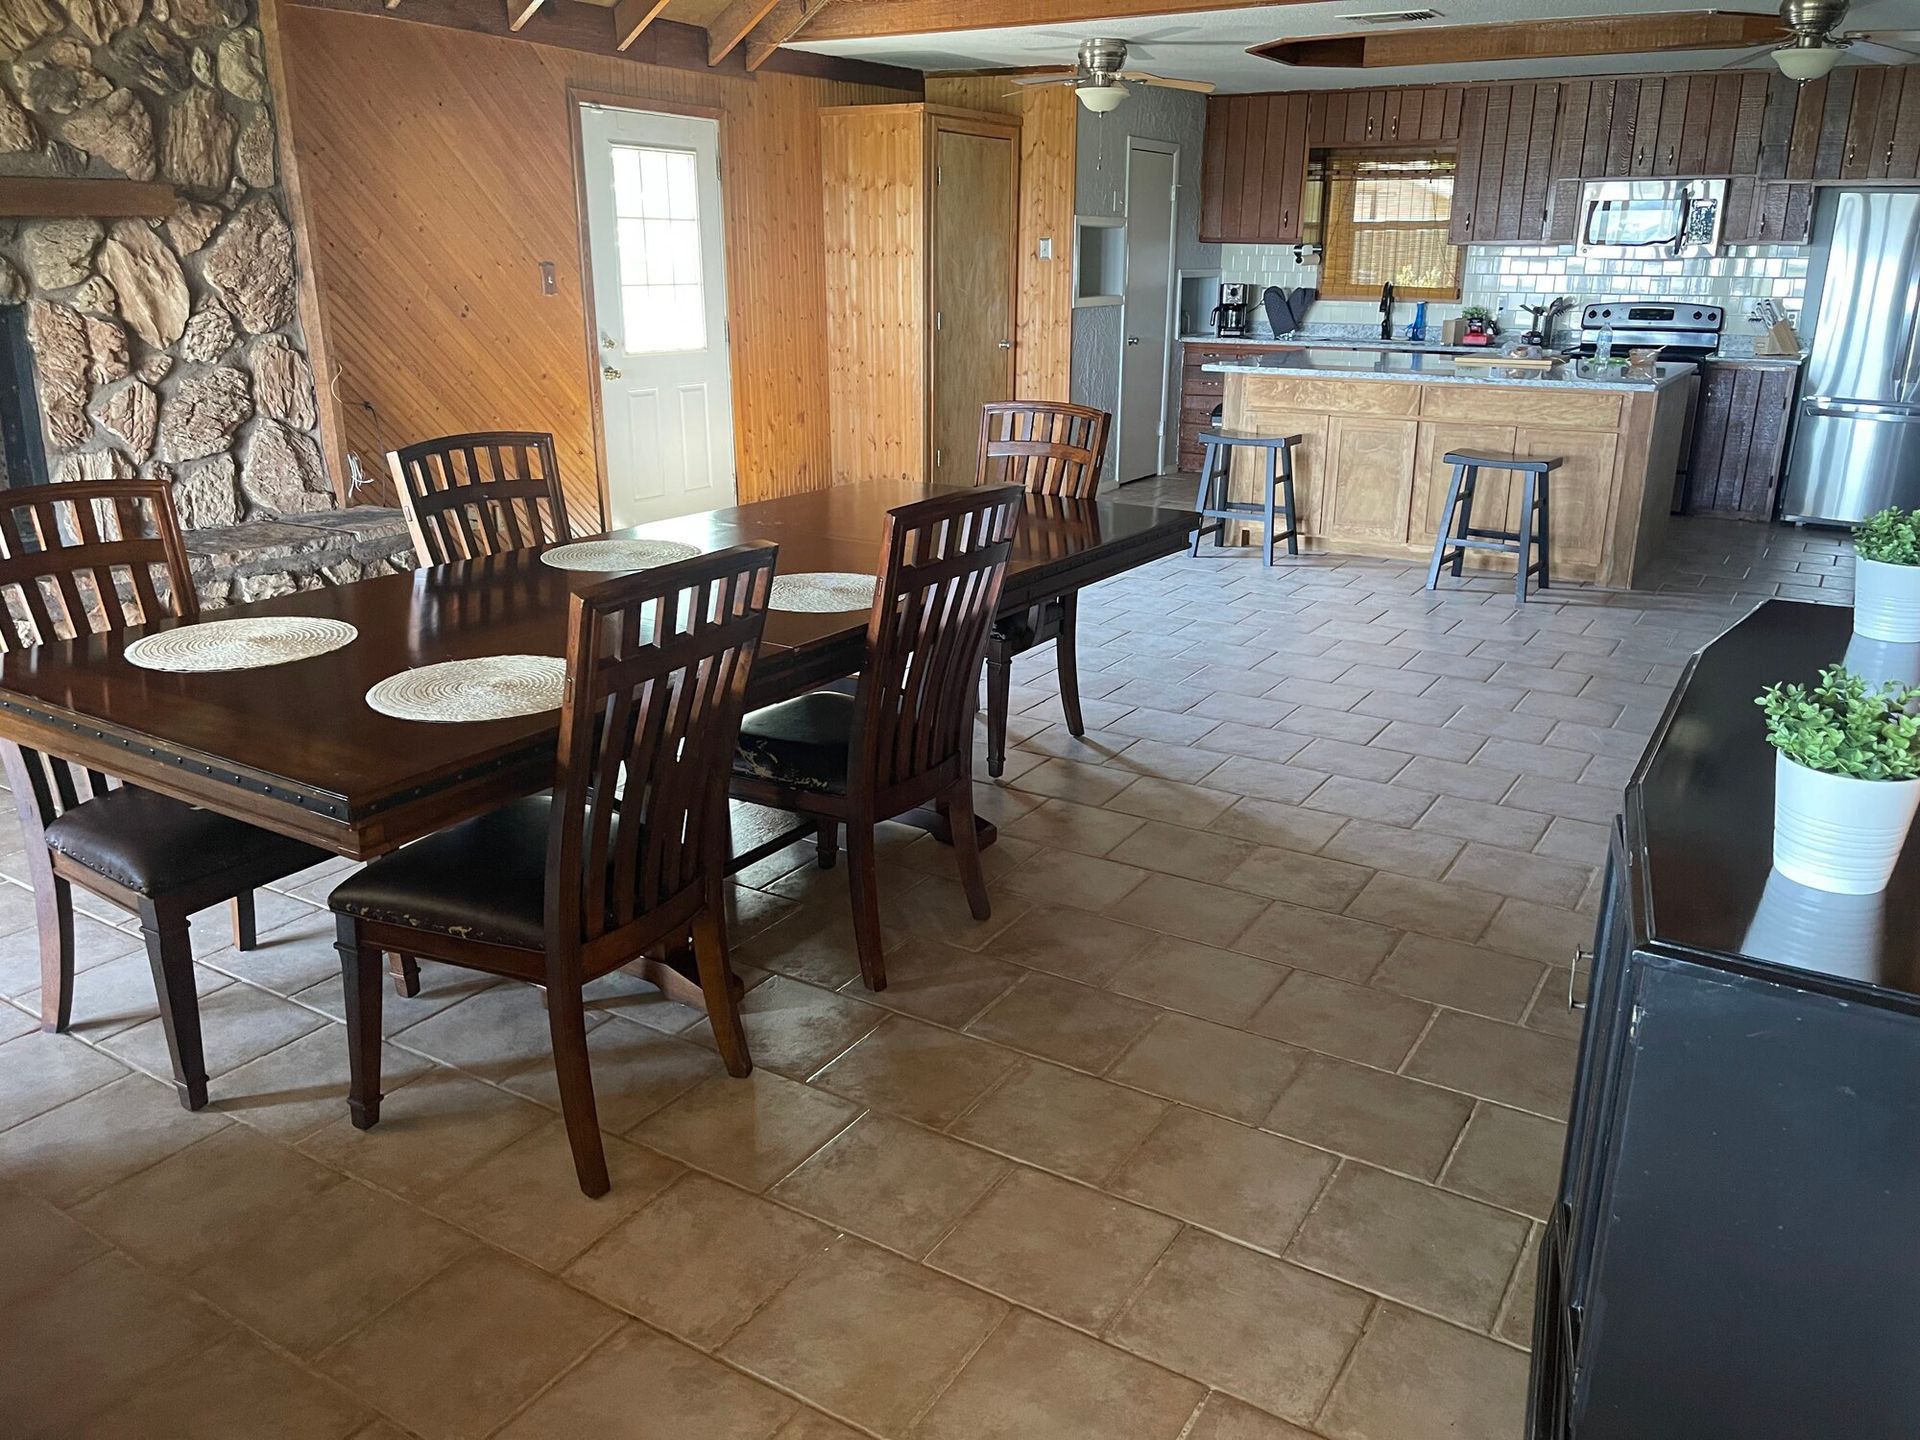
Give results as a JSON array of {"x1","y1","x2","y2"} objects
[{"x1": 611, "y1": 144, "x2": 707, "y2": 354}]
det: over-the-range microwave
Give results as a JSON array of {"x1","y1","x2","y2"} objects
[{"x1": 1575, "y1": 178, "x2": 1725, "y2": 259}]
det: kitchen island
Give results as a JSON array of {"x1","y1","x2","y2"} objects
[{"x1": 1203, "y1": 349, "x2": 1695, "y2": 589}]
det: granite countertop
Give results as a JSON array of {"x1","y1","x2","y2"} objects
[
  {"x1": 1201, "y1": 346, "x2": 1696, "y2": 390},
  {"x1": 1181, "y1": 333, "x2": 1479, "y2": 355}
]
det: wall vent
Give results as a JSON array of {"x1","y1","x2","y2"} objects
[{"x1": 1337, "y1": 9, "x2": 1443, "y2": 22}]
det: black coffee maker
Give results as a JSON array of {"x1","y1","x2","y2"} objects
[{"x1": 1212, "y1": 282, "x2": 1253, "y2": 338}]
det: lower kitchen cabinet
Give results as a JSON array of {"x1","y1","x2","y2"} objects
[{"x1": 1683, "y1": 361, "x2": 1800, "y2": 519}]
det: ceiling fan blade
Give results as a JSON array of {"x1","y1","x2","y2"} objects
[
  {"x1": 1717, "y1": 42, "x2": 1779, "y2": 67},
  {"x1": 1013, "y1": 74, "x2": 1082, "y2": 87},
  {"x1": 1119, "y1": 71, "x2": 1214, "y2": 92},
  {"x1": 1850, "y1": 38, "x2": 1920, "y2": 61}
]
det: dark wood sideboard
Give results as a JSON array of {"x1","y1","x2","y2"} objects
[{"x1": 1533, "y1": 600, "x2": 1920, "y2": 1438}]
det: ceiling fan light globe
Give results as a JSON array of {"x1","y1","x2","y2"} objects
[
  {"x1": 1772, "y1": 43, "x2": 1843, "y2": 79},
  {"x1": 1078, "y1": 82, "x2": 1129, "y2": 112}
]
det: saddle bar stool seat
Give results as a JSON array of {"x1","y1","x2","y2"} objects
[
  {"x1": 1426, "y1": 449, "x2": 1564, "y2": 604},
  {"x1": 1192, "y1": 428, "x2": 1303, "y2": 567}
]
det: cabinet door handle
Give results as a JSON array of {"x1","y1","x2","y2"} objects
[
  {"x1": 1280, "y1": 209, "x2": 1290, "y2": 230},
  {"x1": 1635, "y1": 146, "x2": 1646, "y2": 167},
  {"x1": 1847, "y1": 144, "x2": 1857, "y2": 167},
  {"x1": 1665, "y1": 144, "x2": 1676, "y2": 166},
  {"x1": 1889, "y1": 141, "x2": 1898, "y2": 170},
  {"x1": 1568, "y1": 948, "x2": 1593, "y2": 1011}
]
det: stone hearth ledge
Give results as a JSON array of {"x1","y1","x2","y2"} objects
[{"x1": 186, "y1": 506, "x2": 415, "y2": 607}]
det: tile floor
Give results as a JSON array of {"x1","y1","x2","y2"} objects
[{"x1": 0, "y1": 511, "x2": 1852, "y2": 1440}]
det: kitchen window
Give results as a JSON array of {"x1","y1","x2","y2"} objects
[{"x1": 1317, "y1": 152, "x2": 1462, "y2": 302}]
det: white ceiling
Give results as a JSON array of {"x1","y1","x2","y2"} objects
[{"x1": 792, "y1": 0, "x2": 1920, "y2": 92}]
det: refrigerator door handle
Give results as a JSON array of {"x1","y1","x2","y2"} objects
[{"x1": 1802, "y1": 398, "x2": 1920, "y2": 422}]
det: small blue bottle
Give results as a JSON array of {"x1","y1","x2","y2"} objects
[{"x1": 1408, "y1": 302, "x2": 1428, "y2": 343}]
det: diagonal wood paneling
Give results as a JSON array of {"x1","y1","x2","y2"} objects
[{"x1": 279, "y1": 5, "x2": 911, "y2": 525}]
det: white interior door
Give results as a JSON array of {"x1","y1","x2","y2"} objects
[
  {"x1": 580, "y1": 104, "x2": 736, "y2": 527},
  {"x1": 1117, "y1": 141, "x2": 1178, "y2": 483}
]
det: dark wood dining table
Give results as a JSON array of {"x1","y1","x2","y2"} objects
[{"x1": 0, "y1": 479, "x2": 1197, "y2": 863}]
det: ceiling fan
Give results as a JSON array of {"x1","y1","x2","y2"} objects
[
  {"x1": 1723, "y1": 0, "x2": 1920, "y2": 81},
  {"x1": 1011, "y1": 38, "x2": 1214, "y2": 113}
]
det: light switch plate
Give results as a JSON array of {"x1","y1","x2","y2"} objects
[{"x1": 1038, "y1": 237, "x2": 1054, "y2": 261}]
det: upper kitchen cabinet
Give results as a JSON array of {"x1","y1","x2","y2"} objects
[
  {"x1": 1305, "y1": 87, "x2": 1463, "y2": 147},
  {"x1": 1200, "y1": 93, "x2": 1312, "y2": 244},
  {"x1": 1450, "y1": 82, "x2": 1560, "y2": 244}
]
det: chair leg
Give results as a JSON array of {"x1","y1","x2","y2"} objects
[
  {"x1": 231, "y1": 891, "x2": 257, "y2": 951},
  {"x1": 693, "y1": 900, "x2": 752, "y2": 1079},
  {"x1": 984, "y1": 651, "x2": 1012, "y2": 779},
  {"x1": 943, "y1": 783, "x2": 992, "y2": 922},
  {"x1": 35, "y1": 870, "x2": 74, "y2": 1034},
  {"x1": 1517, "y1": 474, "x2": 1538, "y2": 604},
  {"x1": 1055, "y1": 594, "x2": 1084, "y2": 737},
  {"x1": 545, "y1": 980, "x2": 609, "y2": 1198},
  {"x1": 1427, "y1": 463, "x2": 1468, "y2": 591},
  {"x1": 137, "y1": 899, "x2": 208, "y2": 1112},
  {"x1": 334, "y1": 914, "x2": 384, "y2": 1130},
  {"x1": 1191, "y1": 446, "x2": 1214, "y2": 557},
  {"x1": 845, "y1": 824, "x2": 888, "y2": 992},
  {"x1": 1262, "y1": 449, "x2": 1279, "y2": 568},
  {"x1": 1281, "y1": 446, "x2": 1301, "y2": 556},
  {"x1": 814, "y1": 820, "x2": 840, "y2": 870},
  {"x1": 1535, "y1": 477, "x2": 1552, "y2": 591},
  {"x1": 1451, "y1": 467, "x2": 1476, "y2": 578},
  {"x1": 389, "y1": 954, "x2": 421, "y2": 997}
]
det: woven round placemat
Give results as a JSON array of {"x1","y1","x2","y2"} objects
[
  {"x1": 769, "y1": 572, "x2": 878, "y2": 614},
  {"x1": 124, "y1": 617, "x2": 359, "y2": 673},
  {"x1": 365, "y1": 655, "x2": 567, "y2": 723},
  {"x1": 540, "y1": 539, "x2": 700, "y2": 572}
]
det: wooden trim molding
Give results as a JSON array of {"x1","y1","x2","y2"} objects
[
  {"x1": 0, "y1": 177, "x2": 179, "y2": 218},
  {"x1": 742, "y1": 0, "x2": 820, "y2": 72},
  {"x1": 1253, "y1": 12, "x2": 1787, "y2": 69},
  {"x1": 611, "y1": 0, "x2": 669, "y2": 50},
  {"x1": 794, "y1": 0, "x2": 1321, "y2": 41},
  {"x1": 706, "y1": 0, "x2": 783, "y2": 66}
]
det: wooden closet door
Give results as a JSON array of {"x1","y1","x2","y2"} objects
[{"x1": 931, "y1": 126, "x2": 1016, "y2": 481}]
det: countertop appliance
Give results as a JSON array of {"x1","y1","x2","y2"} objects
[
  {"x1": 1573, "y1": 301, "x2": 1724, "y2": 361},
  {"x1": 1212, "y1": 281, "x2": 1253, "y2": 338},
  {"x1": 1576, "y1": 178, "x2": 1726, "y2": 260},
  {"x1": 1780, "y1": 188, "x2": 1920, "y2": 525}
]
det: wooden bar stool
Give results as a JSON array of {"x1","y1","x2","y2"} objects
[
  {"x1": 1426, "y1": 450, "x2": 1563, "y2": 604},
  {"x1": 1192, "y1": 429, "x2": 1302, "y2": 566}
]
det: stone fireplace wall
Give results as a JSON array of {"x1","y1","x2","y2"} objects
[{"x1": 0, "y1": 0, "x2": 336, "y2": 529}]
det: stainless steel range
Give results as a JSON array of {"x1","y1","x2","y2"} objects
[{"x1": 1572, "y1": 301, "x2": 1725, "y2": 361}]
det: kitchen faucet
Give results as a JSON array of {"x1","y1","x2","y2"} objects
[{"x1": 1379, "y1": 282, "x2": 1395, "y2": 341}]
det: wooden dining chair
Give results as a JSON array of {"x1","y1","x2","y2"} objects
[
  {"x1": 388, "y1": 431, "x2": 572, "y2": 566},
  {"x1": 731, "y1": 486, "x2": 1025, "y2": 992},
  {"x1": 975, "y1": 401, "x2": 1110, "y2": 779},
  {"x1": 328, "y1": 542, "x2": 779, "y2": 1196},
  {"x1": 0, "y1": 479, "x2": 331, "y2": 1110}
]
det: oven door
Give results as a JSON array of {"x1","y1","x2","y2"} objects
[{"x1": 1578, "y1": 181, "x2": 1722, "y2": 259}]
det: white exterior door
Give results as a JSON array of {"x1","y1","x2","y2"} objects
[
  {"x1": 580, "y1": 104, "x2": 736, "y2": 527},
  {"x1": 1118, "y1": 140, "x2": 1178, "y2": 483}
]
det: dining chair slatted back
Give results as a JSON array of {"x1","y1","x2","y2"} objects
[
  {"x1": 976, "y1": 401, "x2": 1110, "y2": 498},
  {"x1": 388, "y1": 432, "x2": 572, "y2": 565},
  {"x1": 553, "y1": 543, "x2": 779, "y2": 950},
  {"x1": 856, "y1": 485, "x2": 1024, "y2": 796}
]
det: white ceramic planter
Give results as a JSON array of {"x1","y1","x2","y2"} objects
[
  {"x1": 1773, "y1": 751, "x2": 1920, "y2": 894},
  {"x1": 1852, "y1": 556, "x2": 1920, "y2": 642},
  {"x1": 1842, "y1": 634, "x2": 1920, "y2": 690}
]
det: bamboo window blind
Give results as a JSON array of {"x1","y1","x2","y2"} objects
[{"x1": 1317, "y1": 152, "x2": 1463, "y2": 302}]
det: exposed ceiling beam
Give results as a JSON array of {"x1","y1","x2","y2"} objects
[
  {"x1": 1253, "y1": 11, "x2": 1788, "y2": 68},
  {"x1": 742, "y1": 0, "x2": 825, "y2": 72},
  {"x1": 505, "y1": 0, "x2": 546, "y2": 32},
  {"x1": 611, "y1": 0, "x2": 670, "y2": 50},
  {"x1": 789, "y1": 0, "x2": 1320, "y2": 43},
  {"x1": 706, "y1": 0, "x2": 784, "y2": 65}
]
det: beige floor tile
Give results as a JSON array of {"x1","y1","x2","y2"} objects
[
  {"x1": 892, "y1": 874, "x2": 1033, "y2": 952},
  {"x1": 735, "y1": 903, "x2": 874, "y2": 990},
  {"x1": 0, "y1": 1183, "x2": 106, "y2": 1305},
  {"x1": 566, "y1": 1171, "x2": 830, "y2": 1347},
  {"x1": 632, "y1": 1068, "x2": 858, "y2": 1191},
  {"x1": 189, "y1": 1178, "x2": 472, "y2": 1355},
  {"x1": 319, "y1": 1251, "x2": 618, "y2": 1440},
  {"x1": 1000, "y1": 846, "x2": 1151, "y2": 912},
  {"x1": 1288, "y1": 1163, "x2": 1529, "y2": 1329},
  {"x1": 294, "y1": 960, "x2": 501, "y2": 1038},
  {"x1": 1231, "y1": 903, "x2": 1398, "y2": 983},
  {"x1": 20, "y1": 950, "x2": 230, "y2": 1043},
  {"x1": 1247, "y1": 973, "x2": 1433, "y2": 1070},
  {"x1": 843, "y1": 935, "x2": 1023, "y2": 1028},
  {"x1": 1185, "y1": 1392, "x2": 1321, "y2": 1440},
  {"x1": 1104, "y1": 938, "x2": 1288, "y2": 1025},
  {"x1": 507, "y1": 1021, "x2": 724, "y2": 1135},
  {"x1": 1262, "y1": 1055, "x2": 1472, "y2": 1180},
  {"x1": 0, "y1": 1071, "x2": 229, "y2": 1205},
  {"x1": 1108, "y1": 1230, "x2": 1372, "y2": 1425},
  {"x1": 1224, "y1": 847, "x2": 1375, "y2": 913},
  {"x1": 1446, "y1": 843, "x2": 1592, "y2": 909},
  {"x1": 1003, "y1": 798, "x2": 1148, "y2": 857},
  {"x1": 197, "y1": 908, "x2": 352, "y2": 996},
  {"x1": 809, "y1": 1015, "x2": 1018, "y2": 1126},
  {"x1": 950, "y1": 1060, "x2": 1167, "y2": 1183},
  {"x1": 1414, "y1": 795, "x2": 1549, "y2": 850},
  {"x1": 1440, "y1": 1103, "x2": 1565, "y2": 1219},
  {"x1": 215, "y1": 1026, "x2": 433, "y2": 1144},
  {"x1": 1105, "y1": 776, "x2": 1237, "y2": 828},
  {"x1": 1205, "y1": 757, "x2": 1330, "y2": 806},
  {"x1": 927, "y1": 1167, "x2": 1178, "y2": 1329},
  {"x1": 1210, "y1": 799, "x2": 1347, "y2": 853},
  {"x1": 986, "y1": 902, "x2": 1157, "y2": 985},
  {"x1": 687, "y1": 974, "x2": 883, "y2": 1080},
  {"x1": 1303, "y1": 775, "x2": 1434, "y2": 828},
  {"x1": 723, "y1": 1235, "x2": 1005, "y2": 1433},
  {"x1": 1371, "y1": 933, "x2": 1545, "y2": 1022},
  {"x1": 1108, "y1": 820, "x2": 1261, "y2": 885},
  {"x1": 772, "y1": 1112, "x2": 1007, "y2": 1257},
  {"x1": 0, "y1": 1026, "x2": 129, "y2": 1133},
  {"x1": 1345, "y1": 872, "x2": 1501, "y2": 944},
  {"x1": 967, "y1": 972, "x2": 1158, "y2": 1073},
  {"x1": 1111, "y1": 735, "x2": 1232, "y2": 785},
  {"x1": 496, "y1": 1323, "x2": 799, "y2": 1439},
  {"x1": 388, "y1": 981, "x2": 608, "y2": 1082},
  {"x1": 1481, "y1": 896, "x2": 1594, "y2": 964},
  {"x1": 425, "y1": 1121, "x2": 682, "y2": 1268},
  {"x1": 1403, "y1": 1011, "x2": 1576, "y2": 1117},
  {"x1": 1107, "y1": 872, "x2": 1270, "y2": 949},
  {"x1": 1013, "y1": 757, "x2": 1138, "y2": 806},
  {"x1": 1321, "y1": 819, "x2": 1464, "y2": 881},
  {"x1": 299, "y1": 1065, "x2": 549, "y2": 1201},
  {"x1": 0, "y1": 911, "x2": 139, "y2": 1001},
  {"x1": 102, "y1": 978, "x2": 327, "y2": 1083},
  {"x1": 1497, "y1": 1227, "x2": 1542, "y2": 1347},
  {"x1": 1108, "y1": 1107, "x2": 1335, "y2": 1254},
  {"x1": 911, "y1": 1308, "x2": 1203, "y2": 1440},
  {"x1": 1107, "y1": 1012, "x2": 1306, "y2": 1124},
  {"x1": 77, "y1": 1332, "x2": 371, "y2": 1440},
  {"x1": 1318, "y1": 1304, "x2": 1529, "y2": 1440},
  {"x1": 73, "y1": 1123, "x2": 341, "y2": 1274},
  {"x1": 0, "y1": 1251, "x2": 235, "y2": 1436}
]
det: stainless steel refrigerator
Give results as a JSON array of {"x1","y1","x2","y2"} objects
[{"x1": 1780, "y1": 188, "x2": 1920, "y2": 525}]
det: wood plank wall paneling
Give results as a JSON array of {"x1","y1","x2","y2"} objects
[{"x1": 278, "y1": 5, "x2": 911, "y2": 525}]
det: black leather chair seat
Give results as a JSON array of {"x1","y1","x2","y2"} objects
[
  {"x1": 329, "y1": 795, "x2": 556, "y2": 948},
  {"x1": 733, "y1": 691, "x2": 854, "y2": 794},
  {"x1": 43, "y1": 787, "x2": 330, "y2": 898}
]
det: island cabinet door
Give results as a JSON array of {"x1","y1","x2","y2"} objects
[
  {"x1": 1516, "y1": 426, "x2": 1619, "y2": 578},
  {"x1": 1322, "y1": 416, "x2": 1420, "y2": 544},
  {"x1": 1232, "y1": 411, "x2": 1329, "y2": 534},
  {"x1": 1412, "y1": 422, "x2": 1521, "y2": 550}
]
